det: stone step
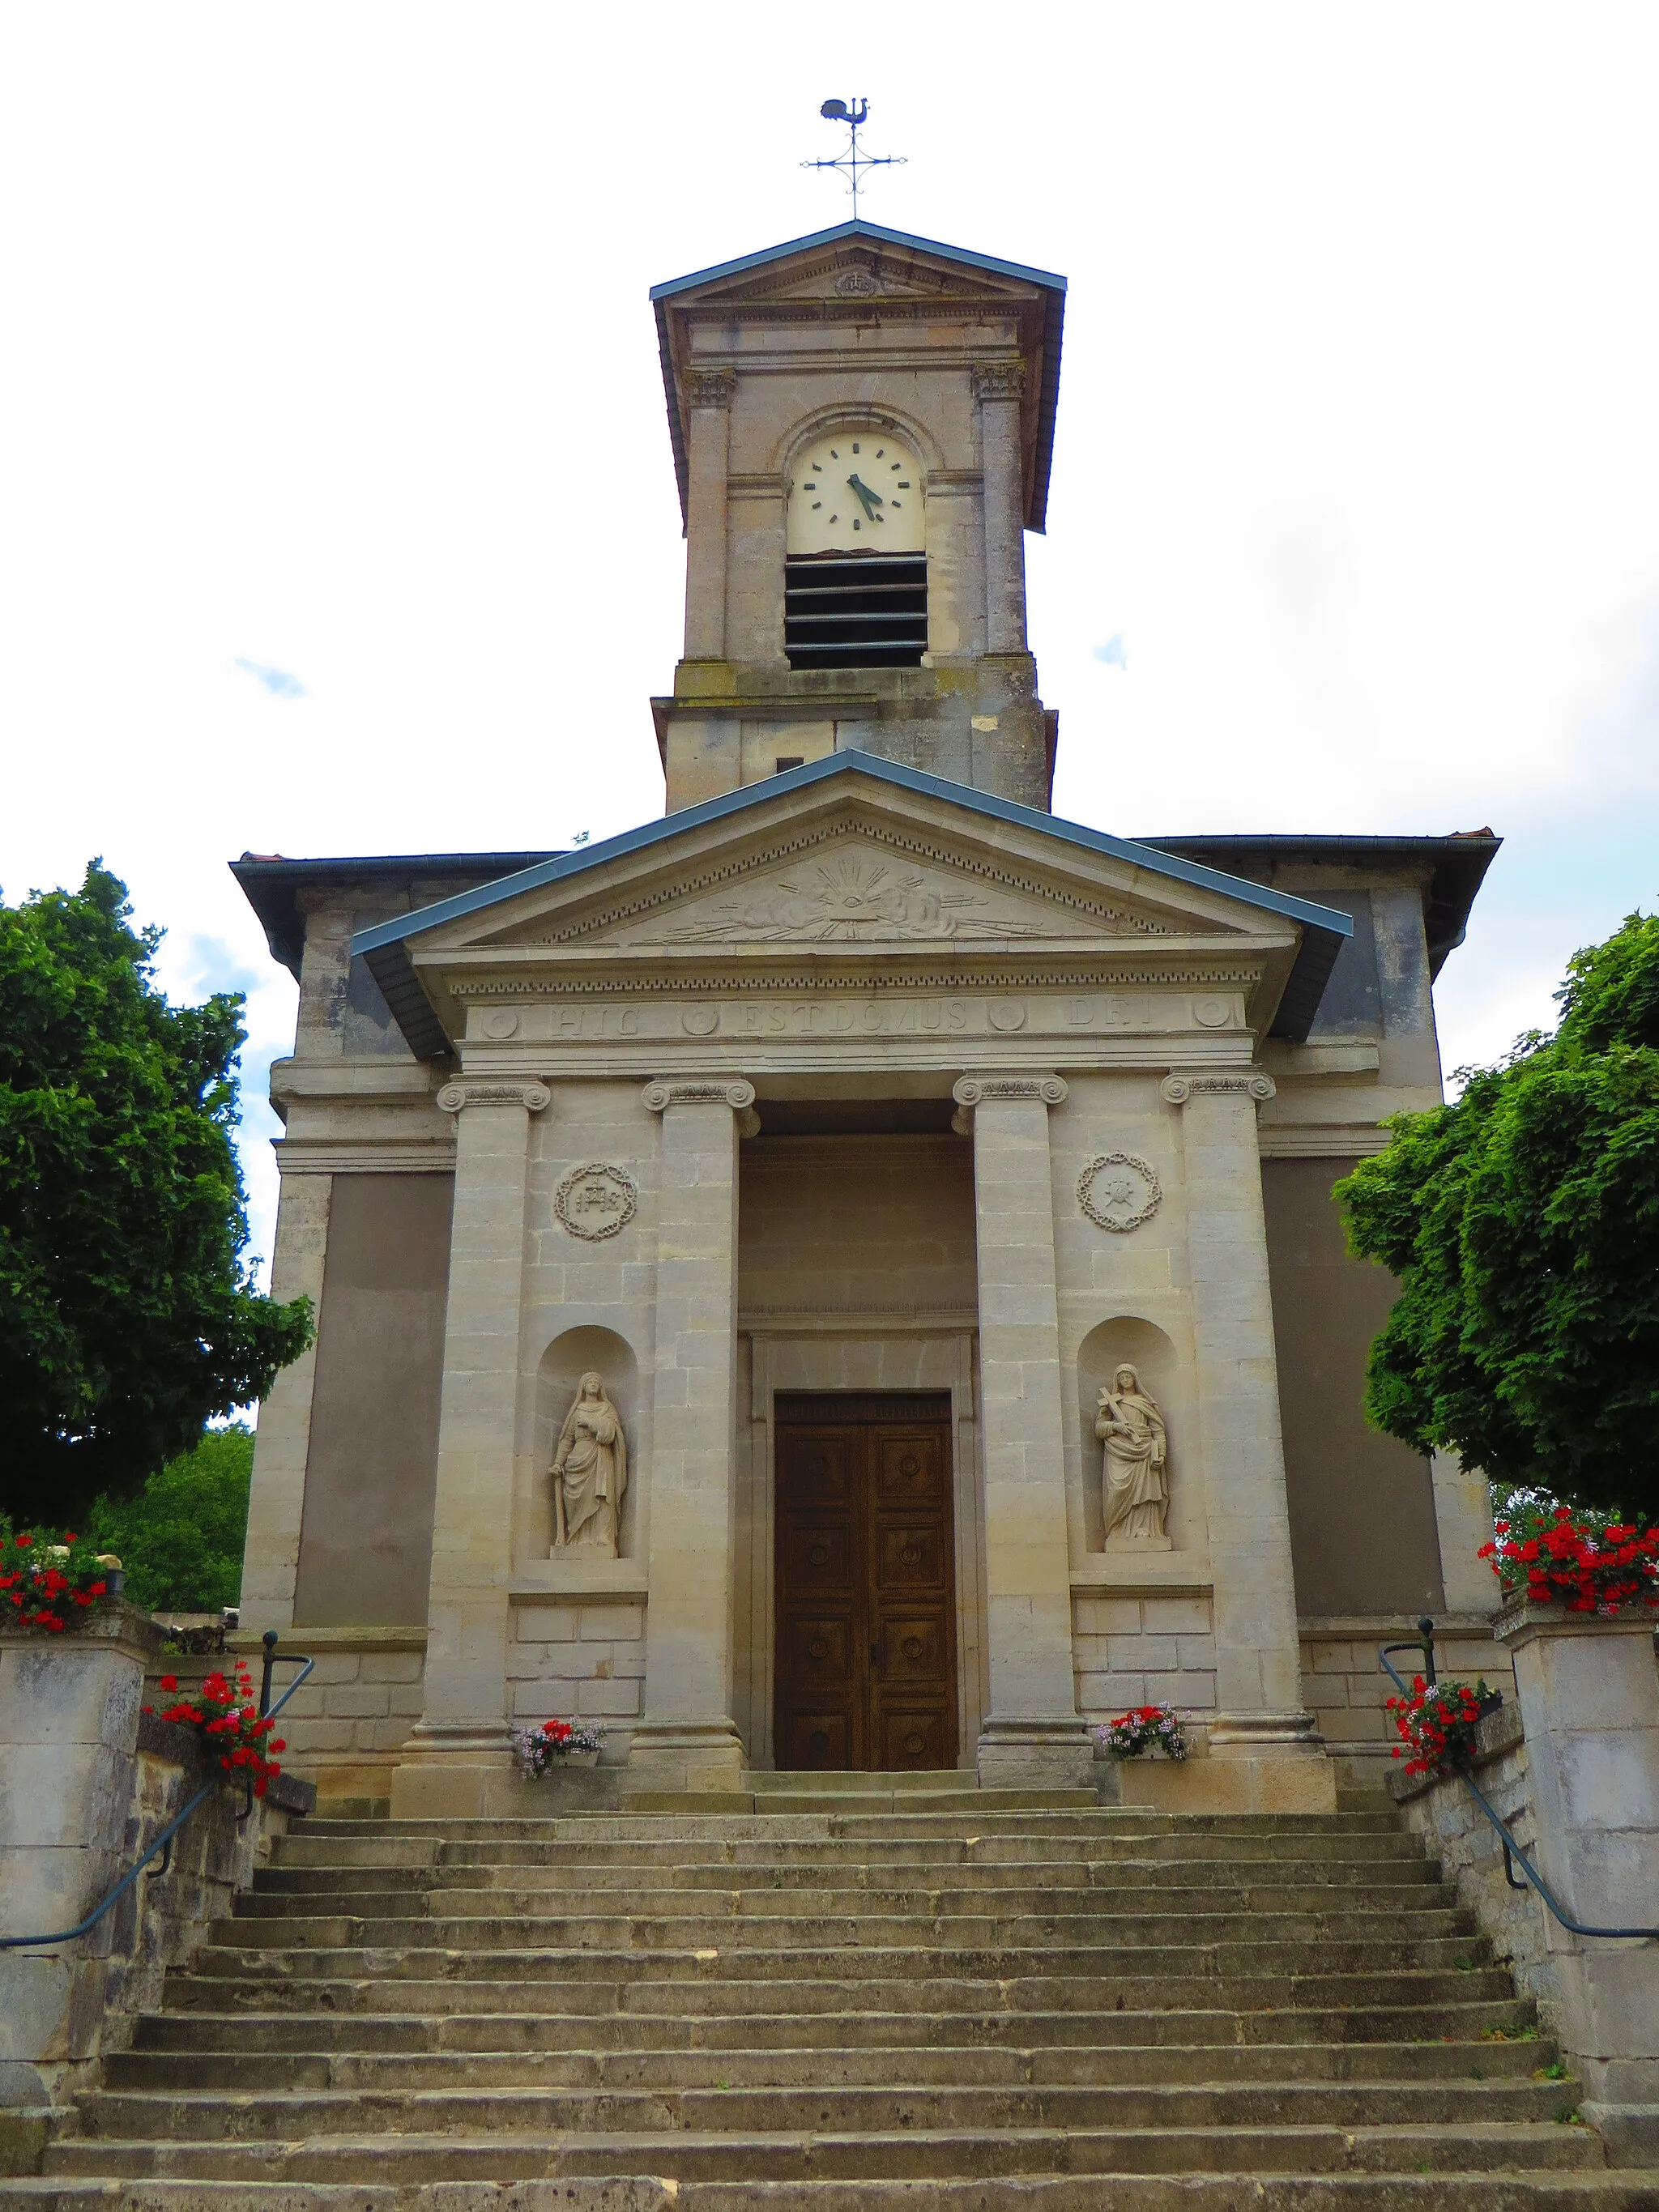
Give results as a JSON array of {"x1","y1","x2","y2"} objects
[
  {"x1": 162, "y1": 1965, "x2": 1521, "y2": 2014},
  {"x1": 246, "y1": 1866, "x2": 1442, "y2": 1902},
  {"x1": 41, "y1": 2117, "x2": 1606, "y2": 2184},
  {"x1": 294, "y1": 1808, "x2": 1406, "y2": 1835},
  {"x1": 4, "y1": 2169, "x2": 1648, "y2": 2212},
  {"x1": 190, "y1": 1931, "x2": 1493, "y2": 1979},
  {"x1": 104, "y1": 2032, "x2": 1563, "y2": 2093},
  {"x1": 131, "y1": 1996, "x2": 1542, "y2": 2055},
  {"x1": 622, "y1": 1788, "x2": 1107, "y2": 1815},
  {"x1": 273, "y1": 1831, "x2": 1433, "y2": 1866},
  {"x1": 214, "y1": 1903, "x2": 1475, "y2": 1950},
  {"x1": 73, "y1": 2074, "x2": 1585, "y2": 2143}
]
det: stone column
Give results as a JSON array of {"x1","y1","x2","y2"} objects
[
  {"x1": 626, "y1": 1077, "x2": 757, "y2": 1796},
  {"x1": 1495, "y1": 1603, "x2": 1659, "y2": 2154},
  {"x1": 390, "y1": 1076, "x2": 548, "y2": 1818},
  {"x1": 953, "y1": 1074, "x2": 1094, "y2": 1789},
  {"x1": 973, "y1": 360, "x2": 1028, "y2": 655},
  {"x1": 1161, "y1": 1071, "x2": 1333, "y2": 1812},
  {"x1": 683, "y1": 367, "x2": 735, "y2": 663}
]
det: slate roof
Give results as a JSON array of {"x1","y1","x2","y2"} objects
[
  {"x1": 650, "y1": 219, "x2": 1067, "y2": 534},
  {"x1": 348, "y1": 752, "x2": 1354, "y2": 1058}
]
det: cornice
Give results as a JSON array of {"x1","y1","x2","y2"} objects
[{"x1": 274, "y1": 1139, "x2": 456, "y2": 1176}]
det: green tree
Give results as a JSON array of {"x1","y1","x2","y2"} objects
[
  {"x1": 0, "y1": 864, "x2": 311, "y2": 1524},
  {"x1": 89, "y1": 1425, "x2": 254, "y2": 1613},
  {"x1": 1337, "y1": 910, "x2": 1659, "y2": 1520}
]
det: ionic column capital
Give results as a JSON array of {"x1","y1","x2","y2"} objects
[
  {"x1": 1160, "y1": 1070, "x2": 1276, "y2": 1108},
  {"x1": 971, "y1": 359, "x2": 1026, "y2": 403},
  {"x1": 642, "y1": 1076, "x2": 759, "y2": 1136},
  {"x1": 436, "y1": 1078, "x2": 551, "y2": 1115},
  {"x1": 684, "y1": 366, "x2": 736, "y2": 411},
  {"x1": 951, "y1": 1072, "x2": 1067, "y2": 1133}
]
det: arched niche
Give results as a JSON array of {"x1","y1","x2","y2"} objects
[
  {"x1": 1076, "y1": 1317, "x2": 1202, "y2": 1557},
  {"x1": 531, "y1": 1327, "x2": 640, "y2": 1561}
]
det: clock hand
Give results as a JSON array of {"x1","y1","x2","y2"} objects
[{"x1": 847, "y1": 473, "x2": 883, "y2": 520}]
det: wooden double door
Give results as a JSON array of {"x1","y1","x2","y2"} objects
[{"x1": 774, "y1": 1392, "x2": 958, "y2": 1772}]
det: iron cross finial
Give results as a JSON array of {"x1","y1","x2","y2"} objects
[{"x1": 802, "y1": 98, "x2": 906, "y2": 219}]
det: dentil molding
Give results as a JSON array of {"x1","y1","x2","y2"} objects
[
  {"x1": 1160, "y1": 1071, "x2": 1276, "y2": 1106},
  {"x1": 435, "y1": 1079, "x2": 552, "y2": 1115}
]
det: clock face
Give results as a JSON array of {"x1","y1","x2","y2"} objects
[{"x1": 787, "y1": 427, "x2": 924, "y2": 556}]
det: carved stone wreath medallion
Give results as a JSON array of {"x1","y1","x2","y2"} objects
[
  {"x1": 1077, "y1": 1153, "x2": 1162, "y2": 1234},
  {"x1": 553, "y1": 1161, "x2": 638, "y2": 1242}
]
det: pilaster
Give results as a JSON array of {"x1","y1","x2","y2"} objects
[
  {"x1": 626, "y1": 1077, "x2": 754, "y2": 1794},
  {"x1": 1161, "y1": 1069, "x2": 1333, "y2": 1809},
  {"x1": 683, "y1": 367, "x2": 735, "y2": 665},
  {"x1": 390, "y1": 1076, "x2": 548, "y2": 1818},
  {"x1": 953, "y1": 1072, "x2": 1094, "y2": 1789},
  {"x1": 239, "y1": 1169, "x2": 332, "y2": 1631},
  {"x1": 973, "y1": 360, "x2": 1028, "y2": 656}
]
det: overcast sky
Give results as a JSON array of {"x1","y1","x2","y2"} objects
[{"x1": 4, "y1": 4, "x2": 1658, "y2": 1285}]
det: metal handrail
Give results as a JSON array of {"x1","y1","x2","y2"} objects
[
  {"x1": 0, "y1": 1631, "x2": 313, "y2": 1953},
  {"x1": 1381, "y1": 1615, "x2": 1658, "y2": 1943}
]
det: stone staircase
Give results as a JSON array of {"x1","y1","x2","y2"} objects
[{"x1": 5, "y1": 1776, "x2": 1654, "y2": 2211}]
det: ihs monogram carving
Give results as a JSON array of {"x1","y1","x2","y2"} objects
[
  {"x1": 1077, "y1": 1153, "x2": 1162, "y2": 1234},
  {"x1": 834, "y1": 266, "x2": 880, "y2": 296},
  {"x1": 665, "y1": 854, "x2": 1055, "y2": 944},
  {"x1": 553, "y1": 1162, "x2": 638, "y2": 1242}
]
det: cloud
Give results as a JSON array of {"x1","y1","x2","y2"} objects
[
  {"x1": 232, "y1": 657, "x2": 305, "y2": 700},
  {"x1": 1092, "y1": 634, "x2": 1127, "y2": 670}
]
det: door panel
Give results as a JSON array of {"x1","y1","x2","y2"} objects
[{"x1": 774, "y1": 1397, "x2": 957, "y2": 1772}]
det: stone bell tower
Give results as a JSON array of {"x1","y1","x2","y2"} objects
[{"x1": 650, "y1": 218, "x2": 1065, "y2": 815}]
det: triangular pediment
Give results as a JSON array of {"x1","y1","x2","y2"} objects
[
  {"x1": 489, "y1": 828, "x2": 1183, "y2": 953},
  {"x1": 705, "y1": 245, "x2": 1037, "y2": 311},
  {"x1": 352, "y1": 757, "x2": 1346, "y2": 1058}
]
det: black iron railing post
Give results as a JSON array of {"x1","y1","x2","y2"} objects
[
  {"x1": 259, "y1": 1628, "x2": 279, "y2": 1718},
  {"x1": 1418, "y1": 1615, "x2": 1437, "y2": 1686}
]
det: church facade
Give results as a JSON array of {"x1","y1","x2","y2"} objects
[{"x1": 233, "y1": 219, "x2": 1499, "y2": 1817}]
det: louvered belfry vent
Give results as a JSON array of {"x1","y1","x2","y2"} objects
[{"x1": 784, "y1": 551, "x2": 928, "y2": 671}]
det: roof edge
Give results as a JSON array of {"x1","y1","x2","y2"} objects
[{"x1": 649, "y1": 218, "x2": 1067, "y2": 303}]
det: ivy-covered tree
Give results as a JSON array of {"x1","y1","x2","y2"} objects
[
  {"x1": 0, "y1": 864, "x2": 311, "y2": 1524},
  {"x1": 1337, "y1": 910, "x2": 1659, "y2": 1520}
]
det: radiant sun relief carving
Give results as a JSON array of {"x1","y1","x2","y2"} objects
[{"x1": 665, "y1": 855, "x2": 1051, "y2": 944}]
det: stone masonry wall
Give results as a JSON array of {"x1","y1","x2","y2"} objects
[
  {"x1": 509, "y1": 1600, "x2": 644, "y2": 1760},
  {"x1": 1391, "y1": 1705, "x2": 1558, "y2": 2022},
  {"x1": 1073, "y1": 1592, "x2": 1218, "y2": 1720}
]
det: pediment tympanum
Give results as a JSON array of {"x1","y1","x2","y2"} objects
[{"x1": 507, "y1": 833, "x2": 1183, "y2": 953}]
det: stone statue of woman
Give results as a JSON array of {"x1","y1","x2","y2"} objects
[
  {"x1": 1095, "y1": 1362, "x2": 1170, "y2": 1547},
  {"x1": 552, "y1": 1371, "x2": 627, "y2": 1556}
]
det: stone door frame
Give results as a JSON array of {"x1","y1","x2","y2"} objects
[{"x1": 738, "y1": 1326, "x2": 984, "y2": 1770}]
